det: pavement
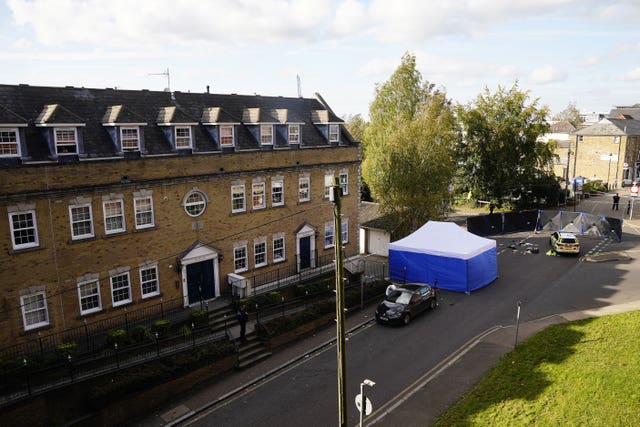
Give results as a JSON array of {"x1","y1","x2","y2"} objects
[{"x1": 135, "y1": 195, "x2": 640, "y2": 427}]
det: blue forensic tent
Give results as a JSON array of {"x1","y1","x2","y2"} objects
[{"x1": 389, "y1": 221, "x2": 498, "y2": 293}]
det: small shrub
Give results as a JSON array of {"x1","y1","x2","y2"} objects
[
  {"x1": 190, "y1": 310, "x2": 208, "y2": 327},
  {"x1": 152, "y1": 319, "x2": 171, "y2": 336},
  {"x1": 87, "y1": 340, "x2": 236, "y2": 405},
  {"x1": 106, "y1": 329, "x2": 130, "y2": 347},
  {"x1": 130, "y1": 325, "x2": 151, "y2": 343},
  {"x1": 294, "y1": 284, "x2": 307, "y2": 297},
  {"x1": 583, "y1": 179, "x2": 607, "y2": 193},
  {"x1": 56, "y1": 341, "x2": 78, "y2": 358},
  {"x1": 178, "y1": 324, "x2": 192, "y2": 337}
]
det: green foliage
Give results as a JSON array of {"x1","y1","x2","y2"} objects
[
  {"x1": 130, "y1": 325, "x2": 151, "y2": 343},
  {"x1": 264, "y1": 299, "x2": 335, "y2": 336},
  {"x1": 434, "y1": 311, "x2": 640, "y2": 427},
  {"x1": 343, "y1": 113, "x2": 368, "y2": 142},
  {"x1": 56, "y1": 341, "x2": 78, "y2": 359},
  {"x1": 88, "y1": 340, "x2": 236, "y2": 406},
  {"x1": 178, "y1": 324, "x2": 192, "y2": 337},
  {"x1": 152, "y1": 319, "x2": 170, "y2": 336},
  {"x1": 106, "y1": 329, "x2": 130, "y2": 347},
  {"x1": 552, "y1": 101, "x2": 583, "y2": 125},
  {"x1": 456, "y1": 82, "x2": 553, "y2": 208},
  {"x1": 582, "y1": 179, "x2": 607, "y2": 193},
  {"x1": 190, "y1": 309, "x2": 208, "y2": 327},
  {"x1": 362, "y1": 52, "x2": 459, "y2": 235}
]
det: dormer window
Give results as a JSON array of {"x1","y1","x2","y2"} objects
[
  {"x1": 329, "y1": 124, "x2": 340, "y2": 143},
  {"x1": 55, "y1": 127, "x2": 78, "y2": 155},
  {"x1": 260, "y1": 125, "x2": 273, "y2": 145},
  {"x1": 220, "y1": 125, "x2": 234, "y2": 146},
  {"x1": 120, "y1": 127, "x2": 140, "y2": 150},
  {"x1": 288, "y1": 124, "x2": 300, "y2": 143},
  {"x1": 0, "y1": 128, "x2": 20, "y2": 157},
  {"x1": 175, "y1": 127, "x2": 192, "y2": 149}
]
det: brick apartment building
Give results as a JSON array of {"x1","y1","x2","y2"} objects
[
  {"x1": 0, "y1": 84, "x2": 360, "y2": 346},
  {"x1": 545, "y1": 108, "x2": 640, "y2": 189}
]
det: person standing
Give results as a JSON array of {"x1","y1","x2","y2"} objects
[
  {"x1": 236, "y1": 305, "x2": 248, "y2": 342},
  {"x1": 612, "y1": 193, "x2": 620, "y2": 210}
]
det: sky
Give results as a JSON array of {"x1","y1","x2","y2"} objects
[{"x1": 1, "y1": 0, "x2": 640, "y2": 120}]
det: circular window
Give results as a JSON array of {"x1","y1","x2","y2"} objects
[{"x1": 184, "y1": 191, "x2": 207, "y2": 217}]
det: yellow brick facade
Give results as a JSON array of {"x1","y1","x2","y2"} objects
[{"x1": 1, "y1": 147, "x2": 360, "y2": 345}]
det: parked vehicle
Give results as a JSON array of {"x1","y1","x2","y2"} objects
[
  {"x1": 375, "y1": 283, "x2": 437, "y2": 326},
  {"x1": 550, "y1": 231, "x2": 580, "y2": 255}
]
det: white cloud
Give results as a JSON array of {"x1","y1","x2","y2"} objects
[
  {"x1": 528, "y1": 66, "x2": 567, "y2": 84},
  {"x1": 331, "y1": 0, "x2": 369, "y2": 37},
  {"x1": 6, "y1": 0, "x2": 595, "y2": 48},
  {"x1": 356, "y1": 58, "x2": 397, "y2": 78},
  {"x1": 620, "y1": 67, "x2": 640, "y2": 81},
  {"x1": 6, "y1": 0, "x2": 332, "y2": 47}
]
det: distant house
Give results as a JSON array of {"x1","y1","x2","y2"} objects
[
  {"x1": 359, "y1": 201, "x2": 403, "y2": 257},
  {"x1": 571, "y1": 114, "x2": 640, "y2": 188},
  {"x1": 539, "y1": 120, "x2": 578, "y2": 182},
  {"x1": 0, "y1": 84, "x2": 360, "y2": 346}
]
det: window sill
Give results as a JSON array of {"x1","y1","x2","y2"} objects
[
  {"x1": 68, "y1": 236, "x2": 97, "y2": 244},
  {"x1": 20, "y1": 323, "x2": 53, "y2": 336},
  {"x1": 140, "y1": 292, "x2": 162, "y2": 301},
  {"x1": 8, "y1": 244, "x2": 45, "y2": 255},
  {"x1": 77, "y1": 309, "x2": 104, "y2": 320},
  {"x1": 133, "y1": 225, "x2": 158, "y2": 233},
  {"x1": 109, "y1": 300, "x2": 135, "y2": 311},
  {"x1": 102, "y1": 230, "x2": 128, "y2": 238}
]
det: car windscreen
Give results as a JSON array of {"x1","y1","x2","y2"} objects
[
  {"x1": 386, "y1": 290, "x2": 412, "y2": 305},
  {"x1": 560, "y1": 238, "x2": 577, "y2": 244}
]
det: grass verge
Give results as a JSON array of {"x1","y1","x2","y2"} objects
[{"x1": 434, "y1": 311, "x2": 640, "y2": 426}]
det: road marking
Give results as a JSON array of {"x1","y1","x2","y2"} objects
[
  {"x1": 174, "y1": 319, "x2": 376, "y2": 426},
  {"x1": 365, "y1": 325, "x2": 505, "y2": 425}
]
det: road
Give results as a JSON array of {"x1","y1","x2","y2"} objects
[{"x1": 180, "y1": 227, "x2": 640, "y2": 427}]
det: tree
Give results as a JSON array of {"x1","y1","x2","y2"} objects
[
  {"x1": 362, "y1": 53, "x2": 458, "y2": 234},
  {"x1": 343, "y1": 114, "x2": 372, "y2": 201},
  {"x1": 343, "y1": 114, "x2": 367, "y2": 142},
  {"x1": 456, "y1": 83, "x2": 555, "y2": 208},
  {"x1": 552, "y1": 101, "x2": 583, "y2": 124}
]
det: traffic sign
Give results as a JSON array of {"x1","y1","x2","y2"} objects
[
  {"x1": 631, "y1": 185, "x2": 639, "y2": 196},
  {"x1": 355, "y1": 393, "x2": 372, "y2": 415}
]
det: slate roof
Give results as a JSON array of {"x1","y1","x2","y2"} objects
[
  {"x1": 360, "y1": 201, "x2": 399, "y2": 233},
  {"x1": 549, "y1": 120, "x2": 576, "y2": 133},
  {"x1": 0, "y1": 84, "x2": 354, "y2": 166},
  {"x1": 0, "y1": 104, "x2": 28, "y2": 126},
  {"x1": 608, "y1": 107, "x2": 640, "y2": 120},
  {"x1": 574, "y1": 118, "x2": 640, "y2": 136},
  {"x1": 102, "y1": 105, "x2": 148, "y2": 125}
]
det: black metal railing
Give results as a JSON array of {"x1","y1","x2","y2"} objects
[{"x1": 0, "y1": 297, "x2": 183, "y2": 362}]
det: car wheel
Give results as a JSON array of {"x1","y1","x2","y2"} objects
[
  {"x1": 429, "y1": 298, "x2": 437, "y2": 310},
  {"x1": 402, "y1": 314, "x2": 411, "y2": 325}
]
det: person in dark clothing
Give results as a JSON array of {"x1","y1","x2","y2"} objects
[
  {"x1": 627, "y1": 200, "x2": 631, "y2": 216},
  {"x1": 612, "y1": 193, "x2": 620, "y2": 210},
  {"x1": 489, "y1": 202, "x2": 495, "y2": 215},
  {"x1": 236, "y1": 305, "x2": 248, "y2": 341}
]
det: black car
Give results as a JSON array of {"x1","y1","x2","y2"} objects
[{"x1": 375, "y1": 283, "x2": 437, "y2": 325}]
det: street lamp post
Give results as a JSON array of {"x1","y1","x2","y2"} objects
[
  {"x1": 358, "y1": 379, "x2": 376, "y2": 427},
  {"x1": 607, "y1": 153, "x2": 613, "y2": 189}
]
